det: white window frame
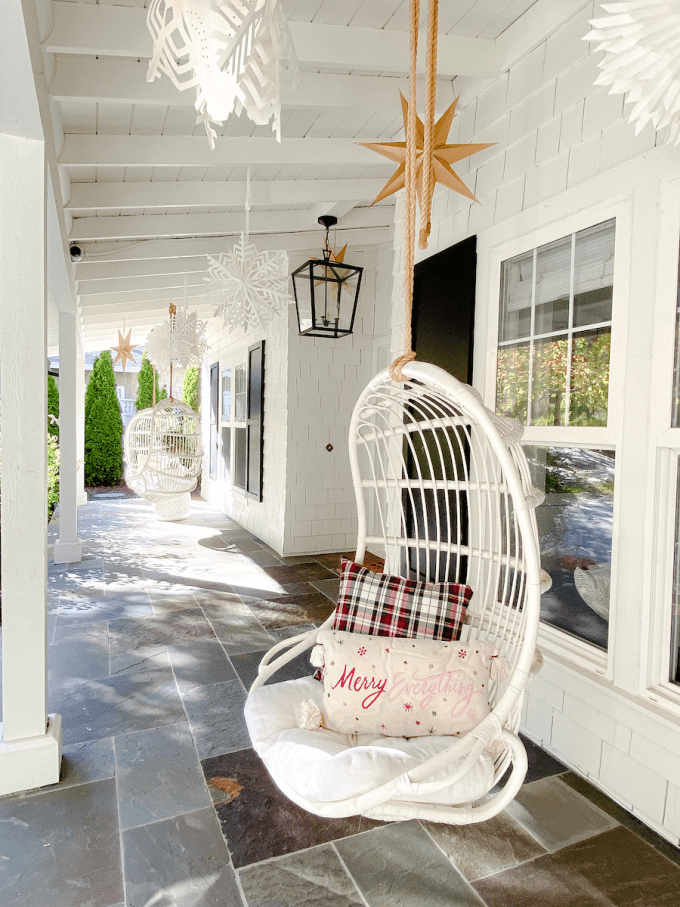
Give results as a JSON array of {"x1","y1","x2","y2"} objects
[
  {"x1": 477, "y1": 197, "x2": 633, "y2": 678},
  {"x1": 643, "y1": 171, "x2": 680, "y2": 713},
  {"x1": 220, "y1": 365, "x2": 233, "y2": 485}
]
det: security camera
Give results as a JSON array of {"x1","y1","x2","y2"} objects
[{"x1": 69, "y1": 244, "x2": 83, "y2": 262}]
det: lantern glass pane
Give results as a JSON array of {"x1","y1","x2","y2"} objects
[{"x1": 292, "y1": 262, "x2": 314, "y2": 333}]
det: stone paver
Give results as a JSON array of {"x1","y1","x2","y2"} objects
[{"x1": 1, "y1": 496, "x2": 677, "y2": 907}]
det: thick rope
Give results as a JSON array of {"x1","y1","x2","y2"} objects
[
  {"x1": 419, "y1": 0, "x2": 438, "y2": 250},
  {"x1": 390, "y1": 0, "x2": 420, "y2": 383}
]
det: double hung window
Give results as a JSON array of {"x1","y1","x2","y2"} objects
[{"x1": 495, "y1": 219, "x2": 617, "y2": 653}]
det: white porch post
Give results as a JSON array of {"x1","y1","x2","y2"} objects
[
  {"x1": 76, "y1": 343, "x2": 87, "y2": 506},
  {"x1": 0, "y1": 133, "x2": 62, "y2": 795},
  {"x1": 53, "y1": 310, "x2": 83, "y2": 564}
]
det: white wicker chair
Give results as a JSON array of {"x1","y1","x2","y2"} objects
[
  {"x1": 124, "y1": 399, "x2": 202, "y2": 521},
  {"x1": 244, "y1": 362, "x2": 544, "y2": 824}
]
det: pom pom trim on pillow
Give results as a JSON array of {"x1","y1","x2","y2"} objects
[{"x1": 334, "y1": 558, "x2": 471, "y2": 642}]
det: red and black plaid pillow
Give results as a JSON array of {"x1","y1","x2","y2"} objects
[{"x1": 332, "y1": 558, "x2": 471, "y2": 641}]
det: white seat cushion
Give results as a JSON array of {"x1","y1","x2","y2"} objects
[{"x1": 244, "y1": 676, "x2": 494, "y2": 806}]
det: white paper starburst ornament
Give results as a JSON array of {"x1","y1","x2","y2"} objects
[
  {"x1": 203, "y1": 168, "x2": 293, "y2": 332},
  {"x1": 585, "y1": 1, "x2": 680, "y2": 145},
  {"x1": 146, "y1": 307, "x2": 210, "y2": 373},
  {"x1": 146, "y1": 0, "x2": 297, "y2": 148},
  {"x1": 204, "y1": 236, "x2": 292, "y2": 332}
]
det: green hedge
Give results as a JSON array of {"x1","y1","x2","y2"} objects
[
  {"x1": 182, "y1": 365, "x2": 200, "y2": 412},
  {"x1": 136, "y1": 351, "x2": 167, "y2": 411},
  {"x1": 84, "y1": 350, "x2": 123, "y2": 486},
  {"x1": 48, "y1": 374, "x2": 59, "y2": 438}
]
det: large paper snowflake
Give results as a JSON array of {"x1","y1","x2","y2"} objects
[
  {"x1": 204, "y1": 234, "x2": 293, "y2": 332},
  {"x1": 146, "y1": 309, "x2": 209, "y2": 374},
  {"x1": 146, "y1": 0, "x2": 297, "y2": 148},
  {"x1": 585, "y1": 1, "x2": 680, "y2": 144}
]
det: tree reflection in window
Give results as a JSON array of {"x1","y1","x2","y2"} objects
[{"x1": 496, "y1": 220, "x2": 614, "y2": 427}]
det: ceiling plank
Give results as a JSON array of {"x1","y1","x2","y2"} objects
[
  {"x1": 50, "y1": 57, "x2": 456, "y2": 112},
  {"x1": 73, "y1": 228, "x2": 391, "y2": 279},
  {"x1": 67, "y1": 178, "x2": 387, "y2": 212},
  {"x1": 70, "y1": 206, "x2": 392, "y2": 241},
  {"x1": 45, "y1": 2, "x2": 499, "y2": 77},
  {"x1": 79, "y1": 285, "x2": 212, "y2": 308},
  {"x1": 60, "y1": 135, "x2": 382, "y2": 168}
]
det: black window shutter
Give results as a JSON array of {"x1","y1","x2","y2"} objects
[
  {"x1": 246, "y1": 340, "x2": 264, "y2": 501},
  {"x1": 209, "y1": 362, "x2": 219, "y2": 478}
]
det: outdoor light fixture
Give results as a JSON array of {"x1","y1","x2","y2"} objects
[{"x1": 291, "y1": 215, "x2": 363, "y2": 338}]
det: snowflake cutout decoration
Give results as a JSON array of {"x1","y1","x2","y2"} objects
[
  {"x1": 146, "y1": 309, "x2": 209, "y2": 375},
  {"x1": 585, "y1": 1, "x2": 680, "y2": 145},
  {"x1": 146, "y1": 0, "x2": 298, "y2": 148},
  {"x1": 204, "y1": 235, "x2": 293, "y2": 333}
]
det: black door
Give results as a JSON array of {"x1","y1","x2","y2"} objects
[
  {"x1": 406, "y1": 236, "x2": 477, "y2": 582},
  {"x1": 412, "y1": 235, "x2": 476, "y2": 382}
]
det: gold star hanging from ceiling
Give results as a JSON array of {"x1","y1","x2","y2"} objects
[
  {"x1": 360, "y1": 94, "x2": 494, "y2": 208},
  {"x1": 316, "y1": 244, "x2": 352, "y2": 292},
  {"x1": 112, "y1": 328, "x2": 137, "y2": 371}
]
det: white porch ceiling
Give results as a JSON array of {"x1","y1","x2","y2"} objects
[{"x1": 24, "y1": 0, "x2": 585, "y2": 350}]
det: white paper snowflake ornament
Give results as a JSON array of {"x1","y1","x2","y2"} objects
[
  {"x1": 585, "y1": 1, "x2": 680, "y2": 145},
  {"x1": 204, "y1": 234, "x2": 293, "y2": 332},
  {"x1": 146, "y1": 0, "x2": 297, "y2": 148}
]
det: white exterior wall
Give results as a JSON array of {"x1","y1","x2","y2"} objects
[
  {"x1": 201, "y1": 241, "x2": 393, "y2": 556},
  {"x1": 201, "y1": 295, "x2": 289, "y2": 553},
  {"x1": 282, "y1": 246, "x2": 393, "y2": 555},
  {"x1": 385, "y1": 1, "x2": 680, "y2": 844}
]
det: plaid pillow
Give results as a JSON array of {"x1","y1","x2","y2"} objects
[{"x1": 333, "y1": 558, "x2": 471, "y2": 641}]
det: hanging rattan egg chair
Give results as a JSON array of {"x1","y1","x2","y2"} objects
[
  {"x1": 124, "y1": 399, "x2": 203, "y2": 521},
  {"x1": 244, "y1": 361, "x2": 545, "y2": 825}
]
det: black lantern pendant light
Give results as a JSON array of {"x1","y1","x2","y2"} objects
[{"x1": 291, "y1": 215, "x2": 363, "y2": 338}]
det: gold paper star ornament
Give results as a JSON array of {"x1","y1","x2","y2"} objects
[
  {"x1": 112, "y1": 328, "x2": 137, "y2": 371},
  {"x1": 360, "y1": 95, "x2": 494, "y2": 207}
]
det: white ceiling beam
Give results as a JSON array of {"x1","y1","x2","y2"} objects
[
  {"x1": 82, "y1": 309, "x2": 215, "y2": 328},
  {"x1": 60, "y1": 134, "x2": 381, "y2": 168},
  {"x1": 73, "y1": 227, "x2": 392, "y2": 276},
  {"x1": 49, "y1": 57, "x2": 455, "y2": 111},
  {"x1": 79, "y1": 284, "x2": 211, "y2": 308},
  {"x1": 67, "y1": 179, "x2": 386, "y2": 212},
  {"x1": 70, "y1": 206, "x2": 392, "y2": 242},
  {"x1": 78, "y1": 272, "x2": 211, "y2": 298},
  {"x1": 45, "y1": 2, "x2": 499, "y2": 77}
]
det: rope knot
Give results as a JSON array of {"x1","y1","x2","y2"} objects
[{"x1": 389, "y1": 352, "x2": 416, "y2": 383}]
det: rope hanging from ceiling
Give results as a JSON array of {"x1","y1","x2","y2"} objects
[{"x1": 390, "y1": 0, "x2": 438, "y2": 382}]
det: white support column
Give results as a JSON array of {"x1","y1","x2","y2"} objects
[
  {"x1": 0, "y1": 133, "x2": 62, "y2": 796},
  {"x1": 76, "y1": 342, "x2": 87, "y2": 506},
  {"x1": 53, "y1": 310, "x2": 83, "y2": 563}
]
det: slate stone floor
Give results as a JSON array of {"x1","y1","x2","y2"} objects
[{"x1": 1, "y1": 495, "x2": 680, "y2": 907}]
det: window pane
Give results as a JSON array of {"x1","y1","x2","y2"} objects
[
  {"x1": 496, "y1": 342, "x2": 529, "y2": 422},
  {"x1": 500, "y1": 251, "x2": 533, "y2": 342},
  {"x1": 535, "y1": 237, "x2": 570, "y2": 335},
  {"x1": 525, "y1": 445, "x2": 614, "y2": 650},
  {"x1": 672, "y1": 255, "x2": 680, "y2": 427},
  {"x1": 222, "y1": 426, "x2": 231, "y2": 481},
  {"x1": 570, "y1": 329, "x2": 611, "y2": 426},
  {"x1": 573, "y1": 220, "x2": 615, "y2": 328},
  {"x1": 221, "y1": 368, "x2": 231, "y2": 421},
  {"x1": 234, "y1": 364, "x2": 247, "y2": 423},
  {"x1": 671, "y1": 460, "x2": 680, "y2": 684},
  {"x1": 532, "y1": 336, "x2": 568, "y2": 426},
  {"x1": 496, "y1": 219, "x2": 614, "y2": 426}
]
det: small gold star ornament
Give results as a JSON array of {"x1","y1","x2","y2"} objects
[
  {"x1": 112, "y1": 328, "x2": 137, "y2": 371},
  {"x1": 360, "y1": 94, "x2": 494, "y2": 208}
]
